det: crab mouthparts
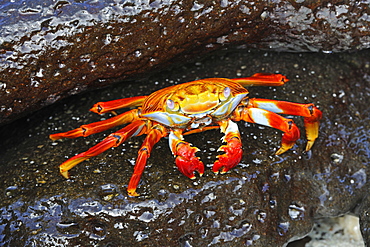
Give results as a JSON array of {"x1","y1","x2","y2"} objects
[{"x1": 190, "y1": 115, "x2": 212, "y2": 129}]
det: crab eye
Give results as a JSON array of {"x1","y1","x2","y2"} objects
[
  {"x1": 166, "y1": 99, "x2": 180, "y2": 111},
  {"x1": 223, "y1": 87, "x2": 231, "y2": 98},
  {"x1": 219, "y1": 87, "x2": 231, "y2": 101},
  {"x1": 167, "y1": 99, "x2": 175, "y2": 109}
]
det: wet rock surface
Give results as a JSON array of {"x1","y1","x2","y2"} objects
[
  {"x1": 1, "y1": 0, "x2": 370, "y2": 125},
  {"x1": 0, "y1": 49, "x2": 369, "y2": 246}
]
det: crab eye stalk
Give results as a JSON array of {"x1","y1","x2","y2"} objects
[
  {"x1": 224, "y1": 87, "x2": 231, "y2": 98},
  {"x1": 219, "y1": 87, "x2": 231, "y2": 101},
  {"x1": 167, "y1": 99, "x2": 175, "y2": 109},
  {"x1": 166, "y1": 99, "x2": 179, "y2": 111}
]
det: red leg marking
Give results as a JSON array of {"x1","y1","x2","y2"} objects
[
  {"x1": 127, "y1": 127, "x2": 166, "y2": 197},
  {"x1": 249, "y1": 98, "x2": 322, "y2": 151},
  {"x1": 49, "y1": 109, "x2": 139, "y2": 140},
  {"x1": 59, "y1": 120, "x2": 147, "y2": 179},
  {"x1": 233, "y1": 107, "x2": 300, "y2": 155},
  {"x1": 229, "y1": 73, "x2": 288, "y2": 87},
  {"x1": 90, "y1": 95, "x2": 147, "y2": 114},
  {"x1": 183, "y1": 126, "x2": 220, "y2": 136}
]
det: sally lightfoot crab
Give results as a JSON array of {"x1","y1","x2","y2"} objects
[{"x1": 50, "y1": 73, "x2": 322, "y2": 196}]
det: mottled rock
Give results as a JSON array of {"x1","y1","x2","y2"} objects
[
  {"x1": 0, "y1": 49, "x2": 369, "y2": 246},
  {"x1": 1, "y1": 0, "x2": 369, "y2": 125}
]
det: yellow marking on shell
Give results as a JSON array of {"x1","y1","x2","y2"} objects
[
  {"x1": 141, "y1": 78, "x2": 249, "y2": 115},
  {"x1": 172, "y1": 83, "x2": 220, "y2": 114}
]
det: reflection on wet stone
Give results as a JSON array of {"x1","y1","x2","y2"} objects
[
  {"x1": 98, "y1": 184, "x2": 119, "y2": 201},
  {"x1": 288, "y1": 204, "x2": 305, "y2": 220},
  {"x1": 56, "y1": 221, "x2": 80, "y2": 236}
]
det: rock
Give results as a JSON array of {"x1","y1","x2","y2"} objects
[
  {"x1": 0, "y1": 49, "x2": 369, "y2": 246},
  {"x1": 1, "y1": 0, "x2": 369, "y2": 125}
]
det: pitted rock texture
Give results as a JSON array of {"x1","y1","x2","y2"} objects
[
  {"x1": 0, "y1": 49, "x2": 369, "y2": 246},
  {"x1": 1, "y1": 0, "x2": 370, "y2": 125}
]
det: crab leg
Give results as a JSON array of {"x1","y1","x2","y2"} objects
[
  {"x1": 249, "y1": 98, "x2": 322, "y2": 151},
  {"x1": 49, "y1": 109, "x2": 140, "y2": 140},
  {"x1": 232, "y1": 107, "x2": 300, "y2": 155},
  {"x1": 58, "y1": 120, "x2": 147, "y2": 179},
  {"x1": 213, "y1": 120, "x2": 243, "y2": 174},
  {"x1": 169, "y1": 129, "x2": 205, "y2": 179},
  {"x1": 230, "y1": 73, "x2": 288, "y2": 87},
  {"x1": 90, "y1": 95, "x2": 147, "y2": 114},
  {"x1": 127, "y1": 126, "x2": 167, "y2": 197},
  {"x1": 183, "y1": 126, "x2": 220, "y2": 136}
]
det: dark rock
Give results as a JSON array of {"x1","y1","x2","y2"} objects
[
  {"x1": 1, "y1": 0, "x2": 369, "y2": 125},
  {"x1": 0, "y1": 49, "x2": 369, "y2": 246}
]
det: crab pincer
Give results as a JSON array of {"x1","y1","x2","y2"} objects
[
  {"x1": 213, "y1": 120, "x2": 243, "y2": 174},
  {"x1": 169, "y1": 131, "x2": 204, "y2": 178}
]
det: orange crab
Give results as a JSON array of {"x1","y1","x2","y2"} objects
[{"x1": 50, "y1": 73, "x2": 322, "y2": 196}]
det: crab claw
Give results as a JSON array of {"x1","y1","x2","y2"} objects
[
  {"x1": 169, "y1": 131, "x2": 204, "y2": 179},
  {"x1": 175, "y1": 144, "x2": 204, "y2": 179},
  {"x1": 213, "y1": 137, "x2": 243, "y2": 174},
  {"x1": 213, "y1": 120, "x2": 243, "y2": 174}
]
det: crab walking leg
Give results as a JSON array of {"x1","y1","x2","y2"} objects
[
  {"x1": 213, "y1": 120, "x2": 243, "y2": 174},
  {"x1": 127, "y1": 126, "x2": 167, "y2": 197},
  {"x1": 50, "y1": 109, "x2": 140, "y2": 140},
  {"x1": 183, "y1": 126, "x2": 220, "y2": 136},
  {"x1": 249, "y1": 98, "x2": 322, "y2": 151},
  {"x1": 230, "y1": 73, "x2": 289, "y2": 87},
  {"x1": 90, "y1": 95, "x2": 147, "y2": 114},
  {"x1": 233, "y1": 107, "x2": 300, "y2": 155},
  {"x1": 59, "y1": 120, "x2": 147, "y2": 179},
  {"x1": 169, "y1": 129, "x2": 205, "y2": 179}
]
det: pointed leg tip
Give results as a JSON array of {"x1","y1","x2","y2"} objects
[
  {"x1": 60, "y1": 170, "x2": 70, "y2": 179},
  {"x1": 213, "y1": 169, "x2": 228, "y2": 175},
  {"x1": 275, "y1": 143, "x2": 295, "y2": 155},
  {"x1": 128, "y1": 190, "x2": 140, "y2": 197},
  {"x1": 305, "y1": 141, "x2": 314, "y2": 152},
  {"x1": 49, "y1": 134, "x2": 59, "y2": 141},
  {"x1": 275, "y1": 150, "x2": 283, "y2": 156},
  {"x1": 275, "y1": 147, "x2": 289, "y2": 155},
  {"x1": 187, "y1": 168, "x2": 204, "y2": 179},
  {"x1": 213, "y1": 166, "x2": 228, "y2": 175}
]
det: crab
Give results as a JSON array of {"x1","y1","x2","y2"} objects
[{"x1": 50, "y1": 73, "x2": 322, "y2": 196}]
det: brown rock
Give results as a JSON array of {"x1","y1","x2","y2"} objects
[
  {"x1": 0, "y1": 47, "x2": 369, "y2": 246},
  {"x1": 1, "y1": 0, "x2": 369, "y2": 125}
]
